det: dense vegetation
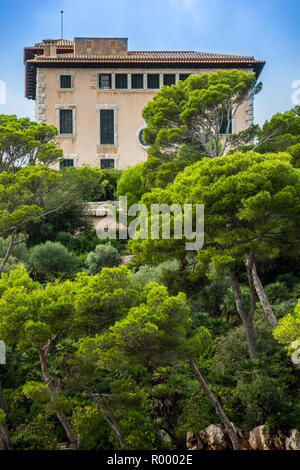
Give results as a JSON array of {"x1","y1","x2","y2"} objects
[{"x1": 0, "y1": 72, "x2": 299, "y2": 450}]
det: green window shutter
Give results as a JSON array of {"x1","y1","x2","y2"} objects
[
  {"x1": 163, "y1": 74, "x2": 176, "y2": 86},
  {"x1": 147, "y1": 74, "x2": 159, "y2": 89},
  {"x1": 131, "y1": 74, "x2": 144, "y2": 89},
  {"x1": 115, "y1": 74, "x2": 128, "y2": 89},
  {"x1": 100, "y1": 110, "x2": 114, "y2": 144},
  {"x1": 59, "y1": 109, "x2": 73, "y2": 134},
  {"x1": 99, "y1": 74, "x2": 112, "y2": 89},
  {"x1": 60, "y1": 75, "x2": 72, "y2": 88}
]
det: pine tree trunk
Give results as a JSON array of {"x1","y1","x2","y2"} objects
[
  {"x1": 251, "y1": 262, "x2": 277, "y2": 326},
  {"x1": 95, "y1": 400, "x2": 127, "y2": 450},
  {"x1": 38, "y1": 349, "x2": 79, "y2": 450},
  {"x1": 0, "y1": 231, "x2": 17, "y2": 276},
  {"x1": 242, "y1": 314, "x2": 258, "y2": 360},
  {"x1": 228, "y1": 268, "x2": 258, "y2": 359},
  {"x1": 189, "y1": 360, "x2": 240, "y2": 450}
]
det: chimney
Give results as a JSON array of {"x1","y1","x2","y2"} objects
[
  {"x1": 74, "y1": 38, "x2": 128, "y2": 56},
  {"x1": 42, "y1": 40, "x2": 58, "y2": 57}
]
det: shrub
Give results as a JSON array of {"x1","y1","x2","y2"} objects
[
  {"x1": 0, "y1": 236, "x2": 29, "y2": 272},
  {"x1": 131, "y1": 259, "x2": 179, "y2": 287},
  {"x1": 28, "y1": 241, "x2": 80, "y2": 280},
  {"x1": 210, "y1": 314, "x2": 300, "y2": 430},
  {"x1": 264, "y1": 281, "x2": 290, "y2": 304},
  {"x1": 116, "y1": 163, "x2": 148, "y2": 208},
  {"x1": 71, "y1": 405, "x2": 113, "y2": 450},
  {"x1": 85, "y1": 243, "x2": 121, "y2": 275},
  {"x1": 188, "y1": 278, "x2": 230, "y2": 318},
  {"x1": 87, "y1": 168, "x2": 122, "y2": 201},
  {"x1": 10, "y1": 414, "x2": 58, "y2": 450},
  {"x1": 221, "y1": 285, "x2": 251, "y2": 324},
  {"x1": 56, "y1": 230, "x2": 125, "y2": 255}
]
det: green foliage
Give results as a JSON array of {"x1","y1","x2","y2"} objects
[
  {"x1": 82, "y1": 167, "x2": 122, "y2": 201},
  {"x1": 143, "y1": 70, "x2": 260, "y2": 159},
  {"x1": 174, "y1": 151, "x2": 300, "y2": 272},
  {"x1": 0, "y1": 164, "x2": 98, "y2": 277},
  {"x1": 131, "y1": 259, "x2": 180, "y2": 287},
  {"x1": 0, "y1": 114, "x2": 63, "y2": 172},
  {"x1": 221, "y1": 285, "x2": 250, "y2": 324},
  {"x1": 22, "y1": 381, "x2": 49, "y2": 403},
  {"x1": 10, "y1": 414, "x2": 58, "y2": 450},
  {"x1": 0, "y1": 236, "x2": 28, "y2": 262},
  {"x1": 210, "y1": 314, "x2": 300, "y2": 429},
  {"x1": 73, "y1": 266, "x2": 141, "y2": 334},
  {"x1": 130, "y1": 151, "x2": 300, "y2": 274},
  {"x1": 55, "y1": 230, "x2": 125, "y2": 256},
  {"x1": 116, "y1": 163, "x2": 149, "y2": 207},
  {"x1": 287, "y1": 143, "x2": 300, "y2": 168},
  {"x1": 113, "y1": 407, "x2": 163, "y2": 450},
  {"x1": 0, "y1": 265, "x2": 37, "y2": 297},
  {"x1": 256, "y1": 106, "x2": 300, "y2": 155},
  {"x1": 264, "y1": 282, "x2": 290, "y2": 304},
  {"x1": 212, "y1": 315, "x2": 279, "y2": 380},
  {"x1": 78, "y1": 283, "x2": 211, "y2": 368},
  {"x1": 0, "y1": 408, "x2": 5, "y2": 425},
  {"x1": 28, "y1": 241, "x2": 80, "y2": 281},
  {"x1": 0, "y1": 270, "x2": 75, "y2": 350},
  {"x1": 71, "y1": 404, "x2": 113, "y2": 450},
  {"x1": 188, "y1": 277, "x2": 230, "y2": 318},
  {"x1": 273, "y1": 299, "x2": 300, "y2": 354},
  {"x1": 0, "y1": 236, "x2": 28, "y2": 272},
  {"x1": 26, "y1": 200, "x2": 91, "y2": 247},
  {"x1": 142, "y1": 150, "x2": 200, "y2": 190},
  {"x1": 85, "y1": 242, "x2": 121, "y2": 275}
]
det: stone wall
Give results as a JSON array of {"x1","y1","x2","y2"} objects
[{"x1": 186, "y1": 424, "x2": 300, "y2": 451}]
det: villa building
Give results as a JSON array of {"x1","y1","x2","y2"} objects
[{"x1": 24, "y1": 38, "x2": 265, "y2": 170}]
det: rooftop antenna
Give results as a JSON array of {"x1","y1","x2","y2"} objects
[{"x1": 60, "y1": 10, "x2": 64, "y2": 39}]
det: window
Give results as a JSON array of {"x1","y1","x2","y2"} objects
[
  {"x1": 139, "y1": 129, "x2": 147, "y2": 147},
  {"x1": 137, "y1": 126, "x2": 149, "y2": 149},
  {"x1": 101, "y1": 159, "x2": 115, "y2": 169},
  {"x1": 163, "y1": 74, "x2": 176, "y2": 86},
  {"x1": 100, "y1": 109, "x2": 114, "y2": 144},
  {"x1": 147, "y1": 74, "x2": 159, "y2": 89},
  {"x1": 60, "y1": 159, "x2": 74, "y2": 169},
  {"x1": 99, "y1": 74, "x2": 112, "y2": 89},
  {"x1": 220, "y1": 111, "x2": 233, "y2": 134},
  {"x1": 115, "y1": 74, "x2": 128, "y2": 89},
  {"x1": 179, "y1": 73, "x2": 190, "y2": 82},
  {"x1": 131, "y1": 74, "x2": 144, "y2": 89},
  {"x1": 59, "y1": 109, "x2": 73, "y2": 134},
  {"x1": 60, "y1": 75, "x2": 72, "y2": 89}
]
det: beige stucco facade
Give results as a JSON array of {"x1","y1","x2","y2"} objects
[{"x1": 25, "y1": 38, "x2": 264, "y2": 169}]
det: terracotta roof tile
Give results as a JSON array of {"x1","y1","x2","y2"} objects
[
  {"x1": 34, "y1": 39, "x2": 74, "y2": 47},
  {"x1": 28, "y1": 50, "x2": 263, "y2": 65}
]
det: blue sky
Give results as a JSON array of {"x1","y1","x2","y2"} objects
[{"x1": 0, "y1": 0, "x2": 299, "y2": 125}]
